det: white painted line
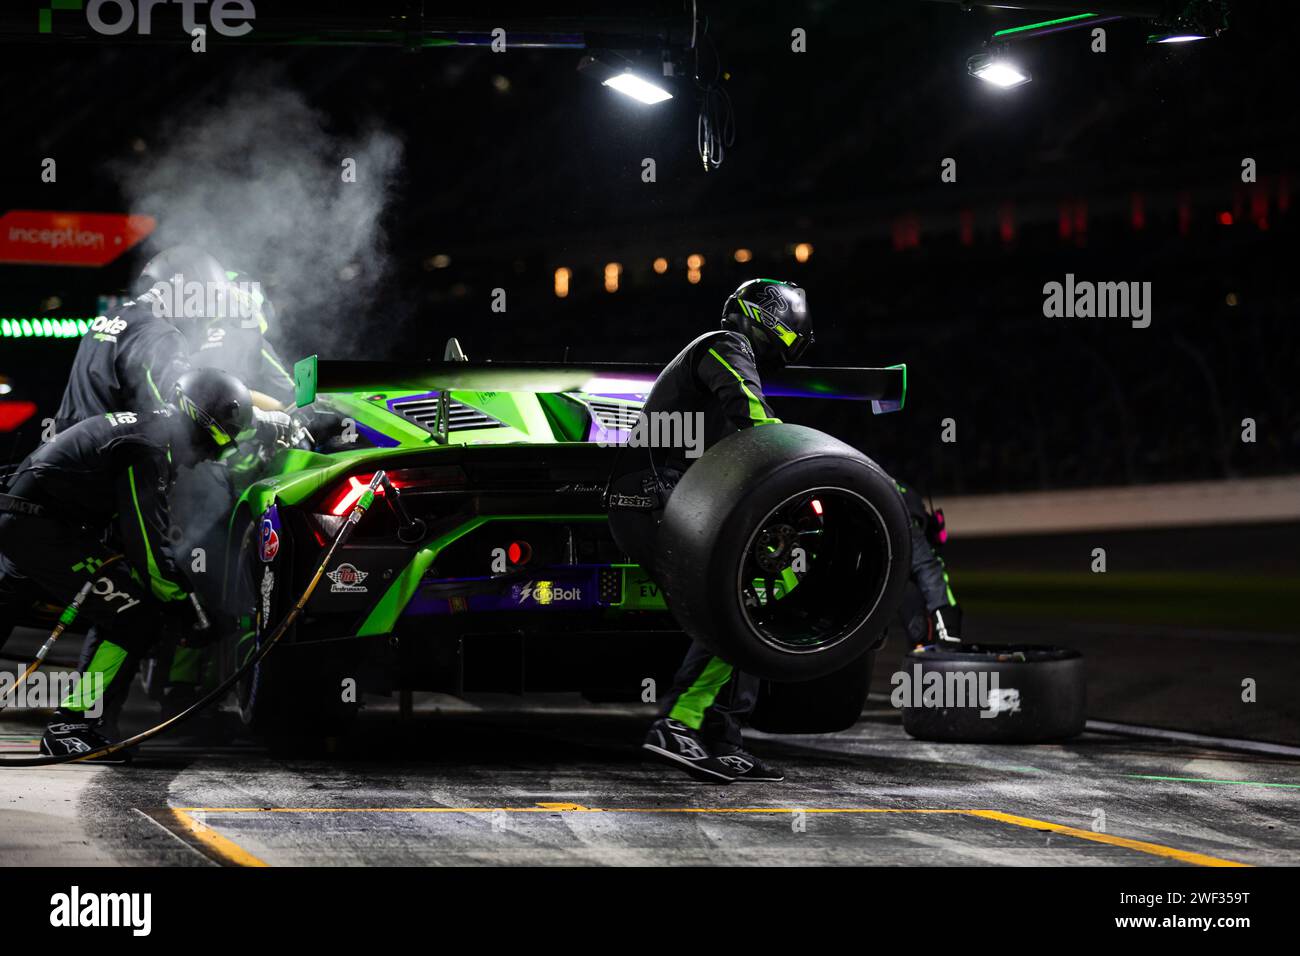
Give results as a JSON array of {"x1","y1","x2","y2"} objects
[
  {"x1": 131, "y1": 807, "x2": 217, "y2": 865},
  {"x1": 1085, "y1": 720, "x2": 1300, "y2": 758}
]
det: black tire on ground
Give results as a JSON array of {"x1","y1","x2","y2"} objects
[
  {"x1": 750, "y1": 649, "x2": 876, "y2": 733},
  {"x1": 232, "y1": 520, "x2": 360, "y2": 738},
  {"x1": 655, "y1": 424, "x2": 911, "y2": 682},
  {"x1": 899, "y1": 643, "x2": 1086, "y2": 743}
]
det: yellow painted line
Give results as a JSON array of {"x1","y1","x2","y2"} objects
[
  {"x1": 171, "y1": 804, "x2": 1250, "y2": 867},
  {"x1": 174, "y1": 806, "x2": 966, "y2": 815},
  {"x1": 966, "y1": 810, "x2": 1250, "y2": 868},
  {"x1": 170, "y1": 809, "x2": 269, "y2": 868}
]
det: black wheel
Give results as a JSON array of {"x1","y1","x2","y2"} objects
[
  {"x1": 750, "y1": 649, "x2": 876, "y2": 733},
  {"x1": 231, "y1": 515, "x2": 360, "y2": 738},
  {"x1": 899, "y1": 643, "x2": 1086, "y2": 743},
  {"x1": 656, "y1": 424, "x2": 910, "y2": 681}
]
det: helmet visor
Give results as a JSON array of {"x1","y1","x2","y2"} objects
[{"x1": 178, "y1": 392, "x2": 236, "y2": 448}]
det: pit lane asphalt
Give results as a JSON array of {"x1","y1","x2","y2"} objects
[{"x1": 2, "y1": 628, "x2": 1298, "y2": 866}]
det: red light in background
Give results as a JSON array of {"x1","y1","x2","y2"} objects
[
  {"x1": 998, "y1": 203, "x2": 1016, "y2": 244},
  {"x1": 1251, "y1": 190, "x2": 1270, "y2": 230},
  {"x1": 1130, "y1": 192, "x2": 1146, "y2": 231},
  {"x1": 1218, "y1": 211, "x2": 1233, "y2": 226},
  {"x1": 0, "y1": 401, "x2": 36, "y2": 432},
  {"x1": 959, "y1": 209, "x2": 974, "y2": 247},
  {"x1": 1072, "y1": 199, "x2": 1088, "y2": 241}
]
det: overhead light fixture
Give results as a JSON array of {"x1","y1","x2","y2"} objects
[
  {"x1": 578, "y1": 53, "x2": 673, "y2": 105},
  {"x1": 1148, "y1": 32, "x2": 1209, "y2": 43},
  {"x1": 603, "y1": 72, "x2": 672, "y2": 104},
  {"x1": 967, "y1": 52, "x2": 1031, "y2": 89}
]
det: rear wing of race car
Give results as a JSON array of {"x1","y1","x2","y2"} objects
[{"x1": 293, "y1": 356, "x2": 907, "y2": 414}]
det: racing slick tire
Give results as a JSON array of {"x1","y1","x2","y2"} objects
[
  {"x1": 230, "y1": 513, "x2": 360, "y2": 739},
  {"x1": 899, "y1": 643, "x2": 1086, "y2": 743},
  {"x1": 750, "y1": 649, "x2": 876, "y2": 733},
  {"x1": 655, "y1": 424, "x2": 910, "y2": 682}
]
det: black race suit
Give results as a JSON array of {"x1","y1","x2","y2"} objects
[{"x1": 607, "y1": 329, "x2": 781, "y2": 750}]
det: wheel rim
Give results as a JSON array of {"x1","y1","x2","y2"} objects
[{"x1": 735, "y1": 486, "x2": 892, "y2": 655}]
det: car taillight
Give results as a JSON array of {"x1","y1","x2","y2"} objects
[
  {"x1": 327, "y1": 474, "x2": 385, "y2": 516},
  {"x1": 322, "y1": 465, "x2": 467, "y2": 517}
]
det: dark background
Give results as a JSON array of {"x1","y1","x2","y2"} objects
[
  {"x1": 0, "y1": 1, "x2": 1298, "y2": 741},
  {"x1": 1, "y1": 0, "x2": 1296, "y2": 495}
]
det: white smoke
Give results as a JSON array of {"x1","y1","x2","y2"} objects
[{"x1": 115, "y1": 75, "x2": 403, "y2": 358}]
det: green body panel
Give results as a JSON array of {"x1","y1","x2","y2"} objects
[{"x1": 357, "y1": 514, "x2": 611, "y2": 637}]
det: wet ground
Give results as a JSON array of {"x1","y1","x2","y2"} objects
[{"x1": 2, "y1": 659, "x2": 1297, "y2": 866}]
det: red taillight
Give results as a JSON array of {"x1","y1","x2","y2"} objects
[
  {"x1": 506, "y1": 540, "x2": 532, "y2": 565},
  {"x1": 323, "y1": 465, "x2": 466, "y2": 517},
  {"x1": 328, "y1": 474, "x2": 384, "y2": 516}
]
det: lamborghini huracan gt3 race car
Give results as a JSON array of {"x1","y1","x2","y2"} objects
[{"x1": 216, "y1": 354, "x2": 911, "y2": 736}]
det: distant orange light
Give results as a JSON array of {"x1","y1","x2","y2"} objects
[
  {"x1": 793, "y1": 242, "x2": 813, "y2": 263},
  {"x1": 687, "y1": 267, "x2": 702, "y2": 284},
  {"x1": 554, "y1": 267, "x2": 571, "y2": 298},
  {"x1": 652, "y1": 257, "x2": 669, "y2": 274},
  {"x1": 686, "y1": 253, "x2": 705, "y2": 270},
  {"x1": 604, "y1": 262, "x2": 622, "y2": 293},
  {"x1": 733, "y1": 248, "x2": 752, "y2": 263}
]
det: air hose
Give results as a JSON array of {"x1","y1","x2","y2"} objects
[
  {"x1": 0, "y1": 471, "x2": 388, "y2": 767},
  {"x1": 0, "y1": 555, "x2": 126, "y2": 706}
]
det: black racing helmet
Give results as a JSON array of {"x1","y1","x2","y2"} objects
[
  {"x1": 174, "y1": 368, "x2": 253, "y2": 453},
  {"x1": 721, "y1": 278, "x2": 814, "y2": 366},
  {"x1": 136, "y1": 245, "x2": 229, "y2": 295}
]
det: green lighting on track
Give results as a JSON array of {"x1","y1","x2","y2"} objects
[
  {"x1": 0, "y1": 317, "x2": 92, "y2": 339},
  {"x1": 1126, "y1": 774, "x2": 1300, "y2": 790}
]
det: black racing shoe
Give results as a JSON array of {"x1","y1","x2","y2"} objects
[
  {"x1": 716, "y1": 750, "x2": 785, "y2": 783},
  {"x1": 642, "y1": 718, "x2": 736, "y2": 784},
  {"x1": 40, "y1": 719, "x2": 130, "y2": 764}
]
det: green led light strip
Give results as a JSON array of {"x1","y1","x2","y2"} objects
[
  {"x1": 0, "y1": 317, "x2": 92, "y2": 339},
  {"x1": 993, "y1": 13, "x2": 1098, "y2": 38}
]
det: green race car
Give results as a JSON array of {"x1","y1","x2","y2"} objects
[{"x1": 216, "y1": 352, "x2": 911, "y2": 736}]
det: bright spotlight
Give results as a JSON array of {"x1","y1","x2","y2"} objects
[
  {"x1": 1149, "y1": 33, "x2": 1209, "y2": 44},
  {"x1": 579, "y1": 54, "x2": 673, "y2": 105},
  {"x1": 967, "y1": 53, "x2": 1031, "y2": 89},
  {"x1": 603, "y1": 72, "x2": 672, "y2": 104}
]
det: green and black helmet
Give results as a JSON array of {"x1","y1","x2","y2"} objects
[
  {"x1": 174, "y1": 368, "x2": 253, "y2": 453},
  {"x1": 721, "y1": 278, "x2": 814, "y2": 366}
]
